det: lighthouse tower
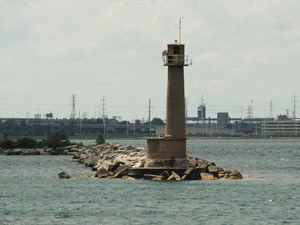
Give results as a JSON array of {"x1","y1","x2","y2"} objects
[{"x1": 145, "y1": 40, "x2": 190, "y2": 168}]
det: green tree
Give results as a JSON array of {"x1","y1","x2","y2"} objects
[
  {"x1": 0, "y1": 133, "x2": 15, "y2": 149},
  {"x1": 46, "y1": 131, "x2": 71, "y2": 149},
  {"x1": 16, "y1": 137, "x2": 37, "y2": 149},
  {"x1": 96, "y1": 134, "x2": 105, "y2": 144},
  {"x1": 151, "y1": 118, "x2": 165, "y2": 125}
]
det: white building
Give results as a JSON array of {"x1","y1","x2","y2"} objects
[{"x1": 261, "y1": 119, "x2": 300, "y2": 136}]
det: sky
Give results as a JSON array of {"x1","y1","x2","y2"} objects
[{"x1": 1, "y1": 0, "x2": 300, "y2": 121}]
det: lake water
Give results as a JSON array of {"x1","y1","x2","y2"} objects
[{"x1": 1, "y1": 140, "x2": 300, "y2": 224}]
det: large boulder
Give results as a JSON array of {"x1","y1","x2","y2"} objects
[
  {"x1": 152, "y1": 175, "x2": 165, "y2": 181},
  {"x1": 186, "y1": 157, "x2": 197, "y2": 168},
  {"x1": 229, "y1": 170, "x2": 243, "y2": 179},
  {"x1": 7, "y1": 149, "x2": 23, "y2": 155},
  {"x1": 95, "y1": 160, "x2": 113, "y2": 172},
  {"x1": 108, "y1": 161, "x2": 125, "y2": 172},
  {"x1": 113, "y1": 165, "x2": 130, "y2": 178},
  {"x1": 144, "y1": 174, "x2": 160, "y2": 180},
  {"x1": 84, "y1": 156, "x2": 98, "y2": 167},
  {"x1": 182, "y1": 167, "x2": 201, "y2": 180},
  {"x1": 95, "y1": 171, "x2": 114, "y2": 178},
  {"x1": 21, "y1": 149, "x2": 40, "y2": 155},
  {"x1": 167, "y1": 171, "x2": 181, "y2": 181},
  {"x1": 58, "y1": 171, "x2": 72, "y2": 179},
  {"x1": 40, "y1": 149, "x2": 51, "y2": 155},
  {"x1": 200, "y1": 172, "x2": 215, "y2": 180}
]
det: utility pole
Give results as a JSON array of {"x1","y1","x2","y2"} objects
[
  {"x1": 102, "y1": 96, "x2": 106, "y2": 135},
  {"x1": 70, "y1": 94, "x2": 76, "y2": 135},
  {"x1": 269, "y1": 100, "x2": 273, "y2": 119},
  {"x1": 293, "y1": 95, "x2": 297, "y2": 119},
  {"x1": 79, "y1": 110, "x2": 82, "y2": 135},
  {"x1": 148, "y1": 98, "x2": 152, "y2": 135},
  {"x1": 71, "y1": 94, "x2": 76, "y2": 120},
  {"x1": 293, "y1": 95, "x2": 298, "y2": 135}
]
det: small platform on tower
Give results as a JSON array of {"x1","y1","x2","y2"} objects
[{"x1": 162, "y1": 40, "x2": 190, "y2": 66}]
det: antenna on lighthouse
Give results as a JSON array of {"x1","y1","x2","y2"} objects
[{"x1": 179, "y1": 17, "x2": 183, "y2": 43}]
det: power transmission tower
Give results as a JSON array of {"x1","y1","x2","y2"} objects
[
  {"x1": 251, "y1": 100, "x2": 254, "y2": 118},
  {"x1": 79, "y1": 110, "x2": 82, "y2": 135},
  {"x1": 200, "y1": 95, "x2": 206, "y2": 123},
  {"x1": 70, "y1": 94, "x2": 77, "y2": 136},
  {"x1": 71, "y1": 94, "x2": 76, "y2": 120},
  {"x1": 247, "y1": 106, "x2": 251, "y2": 119},
  {"x1": 293, "y1": 95, "x2": 297, "y2": 119}
]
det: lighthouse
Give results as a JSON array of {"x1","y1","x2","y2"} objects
[{"x1": 145, "y1": 40, "x2": 190, "y2": 168}]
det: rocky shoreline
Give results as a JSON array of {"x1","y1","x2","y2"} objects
[{"x1": 0, "y1": 143, "x2": 243, "y2": 181}]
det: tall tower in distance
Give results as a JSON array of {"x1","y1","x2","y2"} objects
[{"x1": 145, "y1": 40, "x2": 190, "y2": 168}]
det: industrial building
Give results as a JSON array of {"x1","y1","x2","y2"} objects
[{"x1": 261, "y1": 119, "x2": 300, "y2": 136}]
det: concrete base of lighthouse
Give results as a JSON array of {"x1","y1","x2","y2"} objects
[{"x1": 144, "y1": 137, "x2": 189, "y2": 168}]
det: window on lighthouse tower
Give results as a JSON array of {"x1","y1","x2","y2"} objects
[{"x1": 173, "y1": 45, "x2": 180, "y2": 54}]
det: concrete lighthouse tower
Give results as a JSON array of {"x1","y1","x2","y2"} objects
[{"x1": 145, "y1": 40, "x2": 190, "y2": 168}]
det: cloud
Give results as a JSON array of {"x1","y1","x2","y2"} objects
[
  {"x1": 0, "y1": 55, "x2": 13, "y2": 65},
  {"x1": 286, "y1": 43, "x2": 300, "y2": 52},
  {"x1": 282, "y1": 28, "x2": 300, "y2": 38},
  {"x1": 0, "y1": 84, "x2": 31, "y2": 93},
  {"x1": 232, "y1": 67, "x2": 247, "y2": 77},
  {"x1": 243, "y1": 49, "x2": 274, "y2": 64},
  {"x1": 207, "y1": 80, "x2": 226, "y2": 90},
  {"x1": 97, "y1": 1, "x2": 125, "y2": 27},
  {"x1": 111, "y1": 50, "x2": 136, "y2": 60},
  {"x1": 241, "y1": 42, "x2": 300, "y2": 64},
  {"x1": 1, "y1": 0, "x2": 300, "y2": 119},
  {"x1": 194, "y1": 52, "x2": 223, "y2": 63}
]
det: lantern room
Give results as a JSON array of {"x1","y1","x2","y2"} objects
[{"x1": 162, "y1": 40, "x2": 189, "y2": 66}]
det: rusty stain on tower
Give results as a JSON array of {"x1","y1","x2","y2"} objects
[{"x1": 145, "y1": 40, "x2": 191, "y2": 168}]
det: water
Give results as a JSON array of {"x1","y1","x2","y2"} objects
[{"x1": 1, "y1": 140, "x2": 300, "y2": 224}]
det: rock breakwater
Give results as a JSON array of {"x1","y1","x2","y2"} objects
[{"x1": 0, "y1": 143, "x2": 242, "y2": 181}]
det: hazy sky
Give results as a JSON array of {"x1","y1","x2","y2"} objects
[{"x1": 1, "y1": 0, "x2": 300, "y2": 121}]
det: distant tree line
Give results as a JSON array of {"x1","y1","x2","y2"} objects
[
  {"x1": 0, "y1": 132, "x2": 72, "y2": 149},
  {"x1": 0, "y1": 117, "x2": 164, "y2": 136}
]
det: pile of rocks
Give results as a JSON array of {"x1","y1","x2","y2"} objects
[
  {"x1": 0, "y1": 145, "x2": 79, "y2": 156},
  {"x1": 69, "y1": 143, "x2": 243, "y2": 181},
  {"x1": 1, "y1": 143, "x2": 243, "y2": 181}
]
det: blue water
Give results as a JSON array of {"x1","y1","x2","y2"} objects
[{"x1": 1, "y1": 140, "x2": 300, "y2": 224}]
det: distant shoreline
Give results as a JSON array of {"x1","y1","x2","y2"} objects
[
  {"x1": 101, "y1": 136, "x2": 300, "y2": 141},
  {"x1": 5, "y1": 135, "x2": 300, "y2": 142}
]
